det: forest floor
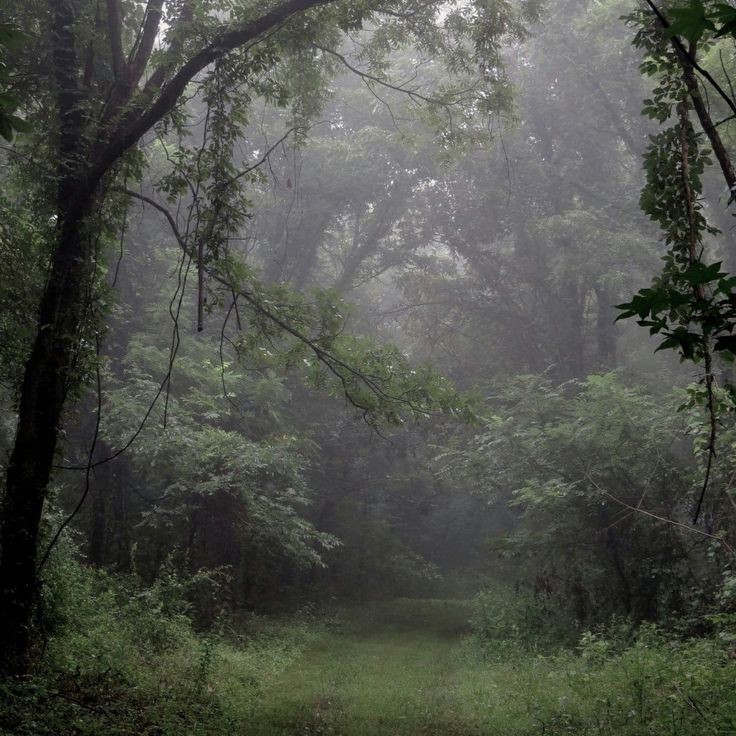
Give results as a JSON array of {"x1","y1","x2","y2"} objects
[
  {"x1": 241, "y1": 600, "x2": 479, "y2": 736},
  {"x1": 4, "y1": 593, "x2": 734, "y2": 735},
  {"x1": 223, "y1": 597, "x2": 735, "y2": 736}
]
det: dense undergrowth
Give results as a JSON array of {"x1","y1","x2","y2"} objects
[
  {"x1": 3, "y1": 556, "x2": 736, "y2": 736},
  {"x1": 0, "y1": 548, "x2": 326, "y2": 736},
  {"x1": 468, "y1": 590, "x2": 736, "y2": 735}
]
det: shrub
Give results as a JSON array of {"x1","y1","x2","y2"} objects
[{"x1": 469, "y1": 585, "x2": 572, "y2": 657}]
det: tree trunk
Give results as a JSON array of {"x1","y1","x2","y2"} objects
[{"x1": 0, "y1": 212, "x2": 92, "y2": 674}]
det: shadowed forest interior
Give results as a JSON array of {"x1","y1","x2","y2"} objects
[{"x1": 2, "y1": 0, "x2": 736, "y2": 733}]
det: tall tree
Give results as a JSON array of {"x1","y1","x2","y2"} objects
[{"x1": 0, "y1": 0, "x2": 536, "y2": 672}]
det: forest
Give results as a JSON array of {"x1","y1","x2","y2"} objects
[{"x1": 2, "y1": 0, "x2": 736, "y2": 733}]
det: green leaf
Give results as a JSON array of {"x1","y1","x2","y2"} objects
[
  {"x1": 7, "y1": 114, "x2": 31, "y2": 133},
  {"x1": 679, "y1": 261, "x2": 725, "y2": 286},
  {"x1": 0, "y1": 114, "x2": 13, "y2": 142},
  {"x1": 715, "y1": 17, "x2": 736, "y2": 36},
  {"x1": 712, "y1": 3, "x2": 736, "y2": 36},
  {"x1": 714, "y1": 335, "x2": 736, "y2": 353},
  {"x1": 0, "y1": 91, "x2": 20, "y2": 111},
  {"x1": 0, "y1": 24, "x2": 30, "y2": 50},
  {"x1": 666, "y1": 0, "x2": 716, "y2": 43}
]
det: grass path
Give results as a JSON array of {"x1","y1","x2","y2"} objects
[
  {"x1": 248, "y1": 629, "x2": 467, "y2": 735},
  {"x1": 220, "y1": 598, "x2": 735, "y2": 736},
  {"x1": 239, "y1": 600, "x2": 507, "y2": 736},
  {"x1": 7, "y1": 591, "x2": 733, "y2": 735}
]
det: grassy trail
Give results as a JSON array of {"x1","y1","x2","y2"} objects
[
  {"x1": 239, "y1": 600, "x2": 513, "y2": 736},
  {"x1": 225, "y1": 599, "x2": 736, "y2": 736},
  {"x1": 7, "y1": 588, "x2": 734, "y2": 736},
  {"x1": 248, "y1": 629, "x2": 466, "y2": 735}
]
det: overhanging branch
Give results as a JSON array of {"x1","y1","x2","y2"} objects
[{"x1": 116, "y1": 187, "x2": 434, "y2": 418}]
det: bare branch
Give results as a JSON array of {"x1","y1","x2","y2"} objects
[
  {"x1": 313, "y1": 42, "x2": 448, "y2": 107},
  {"x1": 585, "y1": 473, "x2": 735, "y2": 557},
  {"x1": 228, "y1": 125, "x2": 309, "y2": 186}
]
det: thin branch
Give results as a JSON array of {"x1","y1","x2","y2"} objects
[
  {"x1": 719, "y1": 48, "x2": 736, "y2": 104},
  {"x1": 117, "y1": 189, "x2": 436, "y2": 414},
  {"x1": 585, "y1": 473, "x2": 735, "y2": 557},
  {"x1": 313, "y1": 42, "x2": 449, "y2": 108},
  {"x1": 219, "y1": 297, "x2": 246, "y2": 419},
  {"x1": 228, "y1": 124, "x2": 314, "y2": 186}
]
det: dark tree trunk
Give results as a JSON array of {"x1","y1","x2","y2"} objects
[{"x1": 0, "y1": 212, "x2": 93, "y2": 673}]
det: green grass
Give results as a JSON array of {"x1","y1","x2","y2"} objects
[
  {"x1": 244, "y1": 628, "x2": 463, "y2": 735},
  {"x1": 4, "y1": 579, "x2": 736, "y2": 736},
  {"x1": 234, "y1": 601, "x2": 736, "y2": 736}
]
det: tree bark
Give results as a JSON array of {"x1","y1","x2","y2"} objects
[{"x1": 0, "y1": 212, "x2": 94, "y2": 673}]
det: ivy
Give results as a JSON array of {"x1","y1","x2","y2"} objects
[
  {"x1": 661, "y1": 0, "x2": 736, "y2": 42},
  {"x1": 618, "y1": 11, "x2": 724, "y2": 364}
]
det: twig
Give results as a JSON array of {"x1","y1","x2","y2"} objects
[{"x1": 585, "y1": 472, "x2": 735, "y2": 556}]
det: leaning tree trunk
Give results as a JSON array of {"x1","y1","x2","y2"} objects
[{"x1": 0, "y1": 211, "x2": 93, "y2": 673}]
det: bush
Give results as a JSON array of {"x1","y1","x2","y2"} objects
[
  {"x1": 469, "y1": 585, "x2": 571, "y2": 657},
  {"x1": 0, "y1": 542, "x2": 324, "y2": 736}
]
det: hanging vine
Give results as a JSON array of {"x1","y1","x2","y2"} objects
[{"x1": 618, "y1": 9, "x2": 733, "y2": 521}]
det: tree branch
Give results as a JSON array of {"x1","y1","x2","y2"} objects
[
  {"x1": 116, "y1": 187, "x2": 433, "y2": 417},
  {"x1": 645, "y1": 0, "x2": 736, "y2": 120},
  {"x1": 681, "y1": 44, "x2": 736, "y2": 191},
  {"x1": 585, "y1": 473, "x2": 735, "y2": 557},
  {"x1": 128, "y1": 0, "x2": 164, "y2": 87},
  {"x1": 75, "y1": 0, "x2": 332, "y2": 223},
  {"x1": 312, "y1": 42, "x2": 449, "y2": 108},
  {"x1": 105, "y1": 0, "x2": 127, "y2": 82}
]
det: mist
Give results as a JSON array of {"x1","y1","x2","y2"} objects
[{"x1": 1, "y1": 0, "x2": 735, "y2": 733}]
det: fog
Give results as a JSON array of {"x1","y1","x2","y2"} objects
[{"x1": 1, "y1": 0, "x2": 735, "y2": 732}]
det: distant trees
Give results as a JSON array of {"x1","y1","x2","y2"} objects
[{"x1": 386, "y1": 0, "x2": 657, "y2": 384}]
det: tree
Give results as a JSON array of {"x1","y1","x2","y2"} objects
[
  {"x1": 615, "y1": 0, "x2": 736, "y2": 523},
  {"x1": 0, "y1": 0, "x2": 536, "y2": 672},
  {"x1": 446, "y1": 373, "x2": 729, "y2": 630}
]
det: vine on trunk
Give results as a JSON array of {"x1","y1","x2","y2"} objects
[{"x1": 618, "y1": 8, "x2": 733, "y2": 521}]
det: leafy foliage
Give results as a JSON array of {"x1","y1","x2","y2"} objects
[{"x1": 448, "y1": 373, "x2": 732, "y2": 630}]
